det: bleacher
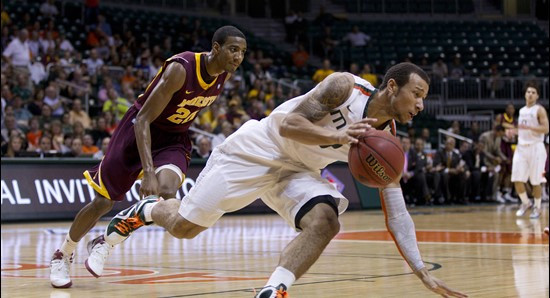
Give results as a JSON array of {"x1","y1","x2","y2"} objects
[{"x1": 310, "y1": 19, "x2": 548, "y2": 78}]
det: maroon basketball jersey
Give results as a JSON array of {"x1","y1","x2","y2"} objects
[{"x1": 135, "y1": 51, "x2": 228, "y2": 133}]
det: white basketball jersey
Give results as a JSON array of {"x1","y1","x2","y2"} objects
[
  {"x1": 518, "y1": 104, "x2": 544, "y2": 145},
  {"x1": 256, "y1": 75, "x2": 396, "y2": 171}
]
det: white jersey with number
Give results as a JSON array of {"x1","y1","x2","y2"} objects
[
  {"x1": 227, "y1": 75, "x2": 395, "y2": 171},
  {"x1": 178, "y1": 74, "x2": 396, "y2": 230},
  {"x1": 517, "y1": 104, "x2": 544, "y2": 145}
]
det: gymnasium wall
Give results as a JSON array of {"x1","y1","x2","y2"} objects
[{"x1": 1, "y1": 159, "x2": 379, "y2": 222}]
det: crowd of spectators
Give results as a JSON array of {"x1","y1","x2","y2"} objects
[
  {"x1": 1, "y1": 1, "x2": 302, "y2": 160},
  {"x1": 398, "y1": 118, "x2": 549, "y2": 206}
]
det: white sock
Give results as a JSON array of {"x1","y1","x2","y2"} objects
[
  {"x1": 59, "y1": 234, "x2": 78, "y2": 256},
  {"x1": 143, "y1": 201, "x2": 159, "y2": 223},
  {"x1": 518, "y1": 192, "x2": 529, "y2": 205},
  {"x1": 265, "y1": 266, "x2": 296, "y2": 290},
  {"x1": 534, "y1": 197, "x2": 541, "y2": 209}
]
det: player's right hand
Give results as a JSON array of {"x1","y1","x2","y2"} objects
[
  {"x1": 338, "y1": 118, "x2": 378, "y2": 144},
  {"x1": 415, "y1": 268, "x2": 468, "y2": 298},
  {"x1": 139, "y1": 171, "x2": 159, "y2": 199}
]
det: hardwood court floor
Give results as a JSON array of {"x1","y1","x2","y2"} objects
[{"x1": 1, "y1": 204, "x2": 548, "y2": 298}]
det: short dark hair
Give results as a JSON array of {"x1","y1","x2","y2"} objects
[
  {"x1": 494, "y1": 125, "x2": 505, "y2": 132},
  {"x1": 379, "y1": 62, "x2": 430, "y2": 90},
  {"x1": 524, "y1": 80, "x2": 540, "y2": 94},
  {"x1": 212, "y1": 26, "x2": 245, "y2": 46}
]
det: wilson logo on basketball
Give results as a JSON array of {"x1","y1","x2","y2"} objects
[{"x1": 365, "y1": 154, "x2": 392, "y2": 182}]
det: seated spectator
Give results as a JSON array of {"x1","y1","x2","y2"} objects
[
  {"x1": 463, "y1": 141, "x2": 491, "y2": 202},
  {"x1": 1, "y1": 113, "x2": 25, "y2": 142},
  {"x1": 68, "y1": 69, "x2": 91, "y2": 99},
  {"x1": 68, "y1": 137, "x2": 84, "y2": 157},
  {"x1": 69, "y1": 98, "x2": 92, "y2": 129},
  {"x1": 50, "y1": 120, "x2": 65, "y2": 151},
  {"x1": 447, "y1": 120, "x2": 461, "y2": 136},
  {"x1": 12, "y1": 96, "x2": 33, "y2": 128},
  {"x1": 431, "y1": 55, "x2": 448, "y2": 80},
  {"x1": 465, "y1": 121, "x2": 481, "y2": 143},
  {"x1": 312, "y1": 59, "x2": 334, "y2": 84},
  {"x1": 12, "y1": 73, "x2": 33, "y2": 102},
  {"x1": 81, "y1": 133, "x2": 98, "y2": 155},
  {"x1": 90, "y1": 116, "x2": 111, "y2": 145},
  {"x1": 39, "y1": 104, "x2": 54, "y2": 130},
  {"x1": 103, "y1": 88, "x2": 130, "y2": 121},
  {"x1": 359, "y1": 64, "x2": 378, "y2": 87},
  {"x1": 93, "y1": 136, "x2": 110, "y2": 159},
  {"x1": 72, "y1": 121, "x2": 86, "y2": 140},
  {"x1": 291, "y1": 43, "x2": 309, "y2": 69},
  {"x1": 249, "y1": 63, "x2": 272, "y2": 85},
  {"x1": 432, "y1": 137, "x2": 467, "y2": 204},
  {"x1": 191, "y1": 136, "x2": 212, "y2": 159},
  {"x1": 449, "y1": 54, "x2": 467, "y2": 79},
  {"x1": 342, "y1": 25, "x2": 370, "y2": 48},
  {"x1": 29, "y1": 56, "x2": 47, "y2": 85},
  {"x1": 40, "y1": 0, "x2": 59, "y2": 17},
  {"x1": 59, "y1": 133, "x2": 73, "y2": 154},
  {"x1": 102, "y1": 111, "x2": 118, "y2": 135},
  {"x1": 43, "y1": 85, "x2": 65, "y2": 118},
  {"x1": 2, "y1": 134, "x2": 24, "y2": 157},
  {"x1": 26, "y1": 116, "x2": 43, "y2": 150},
  {"x1": 420, "y1": 128, "x2": 434, "y2": 150},
  {"x1": 34, "y1": 134, "x2": 56, "y2": 157},
  {"x1": 85, "y1": 48, "x2": 104, "y2": 76},
  {"x1": 349, "y1": 63, "x2": 360, "y2": 75}
]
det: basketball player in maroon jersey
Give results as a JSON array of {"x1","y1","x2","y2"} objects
[{"x1": 49, "y1": 25, "x2": 247, "y2": 288}]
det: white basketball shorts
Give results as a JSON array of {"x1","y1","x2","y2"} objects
[
  {"x1": 178, "y1": 147, "x2": 349, "y2": 230},
  {"x1": 511, "y1": 142, "x2": 547, "y2": 185}
]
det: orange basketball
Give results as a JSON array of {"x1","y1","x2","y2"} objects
[{"x1": 348, "y1": 130, "x2": 404, "y2": 188}]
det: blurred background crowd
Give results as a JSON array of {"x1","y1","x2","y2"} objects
[{"x1": 1, "y1": 0, "x2": 548, "y2": 206}]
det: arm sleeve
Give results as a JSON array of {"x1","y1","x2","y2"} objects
[{"x1": 381, "y1": 187, "x2": 425, "y2": 271}]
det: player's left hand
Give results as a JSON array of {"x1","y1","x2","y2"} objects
[
  {"x1": 415, "y1": 268, "x2": 468, "y2": 298},
  {"x1": 343, "y1": 118, "x2": 378, "y2": 143}
]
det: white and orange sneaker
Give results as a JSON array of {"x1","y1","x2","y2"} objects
[
  {"x1": 255, "y1": 284, "x2": 289, "y2": 298},
  {"x1": 50, "y1": 250, "x2": 73, "y2": 288}
]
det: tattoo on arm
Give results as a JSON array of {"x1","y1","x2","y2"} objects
[{"x1": 292, "y1": 73, "x2": 353, "y2": 122}]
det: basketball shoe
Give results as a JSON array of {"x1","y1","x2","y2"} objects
[
  {"x1": 255, "y1": 284, "x2": 289, "y2": 298},
  {"x1": 50, "y1": 250, "x2": 73, "y2": 288},
  {"x1": 85, "y1": 235, "x2": 112, "y2": 277},
  {"x1": 515, "y1": 201, "x2": 532, "y2": 216},
  {"x1": 85, "y1": 196, "x2": 158, "y2": 277},
  {"x1": 529, "y1": 207, "x2": 541, "y2": 219}
]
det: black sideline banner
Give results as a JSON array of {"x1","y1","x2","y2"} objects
[{"x1": 1, "y1": 159, "x2": 376, "y2": 222}]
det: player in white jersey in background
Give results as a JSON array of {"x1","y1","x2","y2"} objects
[
  {"x1": 513, "y1": 81, "x2": 549, "y2": 219},
  {"x1": 85, "y1": 63, "x2": 466, "y2": 298}
]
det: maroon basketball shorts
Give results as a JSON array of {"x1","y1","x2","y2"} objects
[{"x1": 84, "y1": 107, "x2": 191, "y2": 201}]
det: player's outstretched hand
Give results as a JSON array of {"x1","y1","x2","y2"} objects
[
  {"x1": 139, "y1": 171, "x2": 159, "y2": 199},
  {"x1": 341, "y1": 118, "x2": 378, "y2": 144},
  {"x1": 415, "y1": 268, "x2": 468, "y2": 298}
]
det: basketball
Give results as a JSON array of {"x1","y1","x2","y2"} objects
[{"x1": 348, "y1": 130, "x2": 404, "y2": 188}]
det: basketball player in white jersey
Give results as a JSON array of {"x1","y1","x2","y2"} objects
[
  {"x1": 513, "y1": 82, "x2": 549, "y2": 219},
  {"x1": 86, "y1": 63, "x2": 466, "y2": 298}
]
